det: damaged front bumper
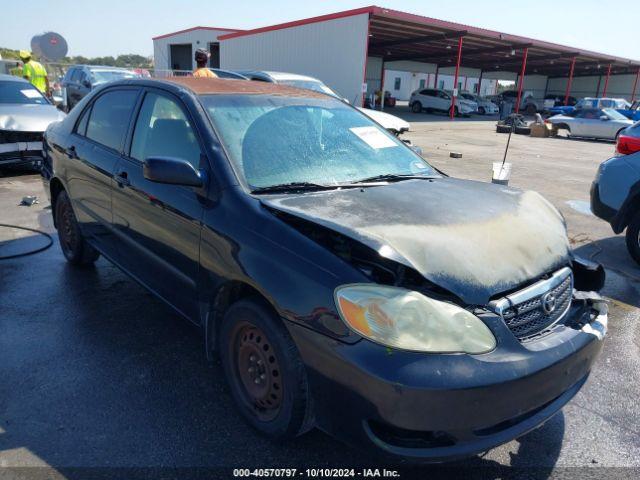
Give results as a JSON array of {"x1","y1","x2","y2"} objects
[
  {"x1": 0, "y1": 141, "x2": 43, "y2": 167},
  {"x1": 286, "y1": 291, "x2": 607, "y2": 462}
]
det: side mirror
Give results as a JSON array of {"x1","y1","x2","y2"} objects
[
  {"x1": 143, "y1": 157, "x2": 203, "y2": 187},
  {"x1": 600, "y1": 115, "x2": 610, "y2": 121}
]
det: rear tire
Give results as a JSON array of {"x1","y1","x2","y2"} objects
[
  {"x1": 449, "y1": 106, "x2": 459, "y2": 117},
  {"x1": 411, "y1": 102, "x2": 422, "y2": 113},
  {"x1": 219, "y1": 298, "x2": 313, "y2": 439},
  {"x1": 55, "y1": 190, "x2": 99, "y2": 266},
  {"x1": 478, "y1": 106, "x2": 486, "y2": 115},
  {"x1": 496, "y1": 124, "x2": 512, "y2": 134},
  {"x1": 625, "y1": 212, "x2": 640, "y2": 265}
]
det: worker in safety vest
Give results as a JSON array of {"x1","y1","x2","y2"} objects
[
  {"x1": 192, "y1": 49, "x2": 217, "y2": 78},
  {"x1": 20, "y1": 50, "x2": 50, "y2": 96}
]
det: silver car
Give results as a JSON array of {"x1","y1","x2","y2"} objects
[
  {"x1": 0, "y1": 74, "x2": 65, "y2": 169},
  {"x1": 548, "y1": 107, "x2": 633, "y2": 140}
]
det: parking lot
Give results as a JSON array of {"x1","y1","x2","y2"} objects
[{"x1": 1, "y1": 113, "x2": 639, "y2": 476}]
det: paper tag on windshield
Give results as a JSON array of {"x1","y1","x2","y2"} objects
[
  {"x1": 21, "y1": 89, "x2": 41, "y2": 99},
  {"x1": 350, "y1": 126, "x2": 397, "y2": 149}
]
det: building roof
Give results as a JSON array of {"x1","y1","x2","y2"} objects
[
  {"x1": 163, "y1": 76, "x2": 326, "y2": 97},
  {"x1": 218, "y1": 5, "x2": 640, "y2": 77},
  {"x1": 152, "y1": 26, "x2": 243, "y2": 41}
]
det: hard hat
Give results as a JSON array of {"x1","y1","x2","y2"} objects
[
  {"x1": 19, "y1": 50, "x2": 32, "y2": 60},
  {"x1": 194, "y1": 48, "x2": 209, "y2": 63}
]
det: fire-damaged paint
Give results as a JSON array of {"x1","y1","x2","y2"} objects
[
  {"x1": 42, "y1": 77, "x2": 607, "y2": 462},
  {"x1": 261, "y1": 178, "x2": 571, "y2": 305}
]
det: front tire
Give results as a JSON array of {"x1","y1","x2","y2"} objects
[
  {"x1": 625, "y1": 212, "x2": 640, "y2": 265},
  {"x1": 219, "y1": 298, "x2": 313, "y2": 439},
  {"x1": 55, "y1": 190, "x2": 99, "y2": 266}
]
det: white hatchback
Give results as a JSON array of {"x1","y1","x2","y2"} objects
[{"x1": 410, "y1": 88, "x2": 477, "y2": 115}]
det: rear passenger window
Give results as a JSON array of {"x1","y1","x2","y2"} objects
[
  {"x1": 85, "y1": 90, "x2": 138, "y2": 151},
  {"x1": 130, "y1": 92, "x2": 201, "y2": 168},
  {"x1": 75, "y1": 106, "x2": 91, "y2": 136}
]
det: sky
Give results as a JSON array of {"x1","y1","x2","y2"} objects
[{"x1": 1, "y1": 0, "x2": 638, "y2": 60}]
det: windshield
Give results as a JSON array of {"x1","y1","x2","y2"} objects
[
  {"x1": 90, "y1": 70, "x2": 137, "y2": 85},
  {"x1": 0, "y1": 81, "x2": 48, "y2": 105},
  {"x1": 201, "y1": 94, "x2": 436, "y2": 190},
  {"x1": 603, "y1": 108, "x2": 629, "y2": 120},
  {"x1": 277, "y1": 79, "x2": 340, "y2": 98}
]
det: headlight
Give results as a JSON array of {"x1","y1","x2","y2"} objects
[{"x1": 335, "y1": 284, "x2": 496, "y2": 354}]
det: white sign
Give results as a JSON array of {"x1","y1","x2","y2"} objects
[
  {"x1": 361, "y1": 83, "x2": 368, "y2": 93},
  {"x1": 21, "y1": 89, "x2": 42, "y2": 99},
  {"x1": 350, "y1": 126, "x2": 397, "y2": 149},
  {"x1": 453, "y1": 88, "x2": 459, "y2": 96}
]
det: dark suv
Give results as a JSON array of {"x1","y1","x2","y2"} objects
[
  {"x1": 42, "y1": 77, "x2": 608, "y2": 462},
  {"x1": 61, "y1": 65, "x2": 138, "y2": 111}
]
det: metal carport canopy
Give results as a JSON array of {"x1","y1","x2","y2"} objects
[{"x1": 366, "y1": 6, "x2": 640, "y2": 77}]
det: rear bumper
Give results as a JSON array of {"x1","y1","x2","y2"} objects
[
  {"x1": 590, "y1": 180, "x2": 617, "y2": 223},
  {"x1": 287, "y1": 299, "x2": 606, "y2": 462}
]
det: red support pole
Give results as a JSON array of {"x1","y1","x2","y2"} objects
[
  {"x1": 631, "y1": 68, "x2": 640, "y2": 102},
  {"x1": 602, "y1": 64, "x2": 612, "y2": 97},
  {"x1": 379, "y1": 60, "x2": 385, "y2": 110},
  {"x1": 450, "y1": 36, "x2": 463, "y2": 120},
  {"x1": 477, "y1": 70, "x2": 483, "y2": 95},
  {"x1": 564, "y1": 57, "x2": 576, "y2": 106},
  {"x1": 514, "y1": 47, "x2": 528, "y2": 114}
]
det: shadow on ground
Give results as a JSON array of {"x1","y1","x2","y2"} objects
[{"x1": 0, "y1": 236, "x2": 564, "y2": 477}]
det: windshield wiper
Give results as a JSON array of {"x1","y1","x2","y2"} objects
[
  {"x1": 251, "y1": 182, "x2": 339, "y2": 194},
  {"x1": 351, "y1": 173, "x2": 436, "y2": 184}
]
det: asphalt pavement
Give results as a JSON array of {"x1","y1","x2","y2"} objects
[{"x1": 1, "y1": 117, "x2": 639, "y2": 479}]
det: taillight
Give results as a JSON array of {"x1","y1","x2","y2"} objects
[{"x1": 616, "y1": 134, "x2": 640, "y2": 156}]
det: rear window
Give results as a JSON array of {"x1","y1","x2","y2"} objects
[{"x1": 85, "y1": 89, "x2": 138, "y2": 151}]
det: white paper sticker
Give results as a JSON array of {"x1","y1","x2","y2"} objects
[
  {"x1": 361, "y1": 83, "x2": 368, "y2": 93},
  {"x1": 21, "y1": 89, "x2": 41, "y2": 99},
  {"x1": 350, "y1": 126, "x2": 397, "y2": 149}
]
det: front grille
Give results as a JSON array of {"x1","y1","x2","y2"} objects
[
  {"x1": 0, "y1": 130, "x2": 43, "y2": 144},
  {"x1": 489, "y1": 268, "x2": 573, "y2": 340}
]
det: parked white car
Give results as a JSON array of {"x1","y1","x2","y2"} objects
[
  {"x1": 547, "y1": 107, "x2": 633, "y2": 140},
  {"x1": 409, "y1": 88, "x2": 477, "y2": 115},
  {"x1": 238, "y1": 70, "x2": 409, "y2": 135},
  {"x1": 460, "y1": 92, "x2": 498, "y2": 115}
]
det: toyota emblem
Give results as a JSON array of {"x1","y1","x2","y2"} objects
[{"x1": 541, "y1": 292, "x2": 557, "y2": 314}]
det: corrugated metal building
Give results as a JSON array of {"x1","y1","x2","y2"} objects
[
  {"x1": 153, "y1": 6, "x2": 640, "y2": 109},
  {"x1": 152, "y1": 26, "x2": 242, "y2": 74}
]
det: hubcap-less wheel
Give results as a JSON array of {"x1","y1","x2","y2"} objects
[
  {"x1": 59, "y1": 202, "x2": 79, "y2": 258},
  {"x1": 232, "y1": 322, "x2": 283, "y2": 422}
]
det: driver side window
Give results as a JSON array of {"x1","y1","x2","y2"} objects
[{"x1": 130, "y1": 92, "x2": 202, "y2": 169}]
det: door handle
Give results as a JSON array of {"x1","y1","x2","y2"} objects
[
  {"x1": 65, "y1": 145, "x2": 77, "y2": 159},
  {"x1": 115, "y1": 171, "x2": 130, "y2": 187}
]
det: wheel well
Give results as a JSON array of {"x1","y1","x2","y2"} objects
[
  {"x1": 206, "y1": 280, "x2": 279, "y2": 359},
  {"x1": 555, "y1": 123, "x2": 570, "y2": 131},
  {"x1": 49, "y1": 178, "x2": 65, "y2": 227},
  {"x1": 617, "y1": 192, "x2": 640, "y2": 233}
]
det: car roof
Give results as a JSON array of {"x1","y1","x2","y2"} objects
[
  {"x1": 128, "y1": 77, "x2": 329, "y2": 98},
  {"x1": 0, "y1": 74, "x2": 29, "y2": 83}
]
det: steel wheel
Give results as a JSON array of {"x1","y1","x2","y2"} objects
[
  {"x1": 230, "y1": 321, "x2": 283, "y2": 422},
  {"x1": 59, "y1": 198, "x2": 79, "y2": 258}
]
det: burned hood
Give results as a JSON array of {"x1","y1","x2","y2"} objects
[{"x1": 261, "y1": 178, "x2": 571, "y2": 305}]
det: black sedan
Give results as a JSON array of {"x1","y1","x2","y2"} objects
[{"x1": 41, "y1": 77, "x2": 608, "y2": 462}]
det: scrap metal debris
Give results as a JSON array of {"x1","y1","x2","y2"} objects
[{"x1": 20, "y1": 196, "x2": 39, "y2": 206}]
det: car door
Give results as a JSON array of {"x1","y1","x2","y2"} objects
[
  {"x1": 77, "y1": 70, "x2": 92, "y2": 103},
  {"x1": 65, "y1": 68, "x2": 80, "y2": 107},
  {"x1": 420, "y1": 89, "x2": 436, "y2": 109},
  {"x1": 571, "y1": 109, "x2": 599, "y2": 137},
  {"x1": 63, "y1": 87, "x2": 141, "y2": 259},
  {"x1": 111, "y1": 89, "x2": 205, "y2": 321},
  {"x1": 437, "y1": 90, "x2": 450, "y2": 111}
]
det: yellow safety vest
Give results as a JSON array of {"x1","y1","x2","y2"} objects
[{"x1": 23, "y1": 60, "x2": 48, "y2": 93}]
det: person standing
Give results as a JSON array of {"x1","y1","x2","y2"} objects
[
  {"x1": 192, "y1": 48, "x2": 217, "y2": 78},
  {"x1": 20, "y1": 50, "x2": 50, "y2": 96}
]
